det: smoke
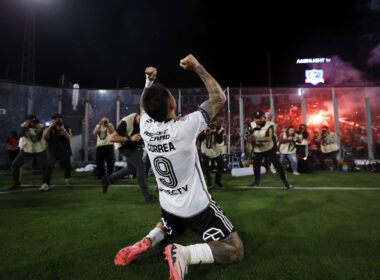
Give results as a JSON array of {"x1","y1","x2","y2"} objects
[
  {"x1": 311, "y1": 56, "x2": 370, "y2": 86},
  {"x1": 368, "y1": 44, "x2": 380, "y2": 66}
]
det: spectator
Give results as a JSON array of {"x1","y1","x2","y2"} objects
[
  {"x1": 9, "y1": 115, "x2": 46, "y2": 190},
  {"x1": 318, "y1": 126, "x2": 339, "y2": 171},
  {"x1": 93, "y1": 117, "x2": 115, "y2": 179},
  {"x1": 278, "y1": 126, "x2": 300, "y2": 175},
  {"x1": 309, "y1": 130, "x2": 321, "y2": 163},
  {"x1": 295, "y1": 124, "x2": 310, "y2": 159},
  {"x1": 40, "y1": 113, "x2": 72, "y2": 191}
]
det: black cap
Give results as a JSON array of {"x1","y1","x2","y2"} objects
[
  {"x1": 26, "y1": 114, "x2": 39, "y2": 123},
  {"x1": 253, "y1": 110, "x2": 264, "y2": 119},
  {"x1": 52, "y1": 113, "x2": 63, "y2": 120}
]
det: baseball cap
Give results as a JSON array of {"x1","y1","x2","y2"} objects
[
  {"x1": 26, "y1": 114, "x2": 39, "y2": 123},
  {"x1": 253, "y1": 110, "x2": 264, "y2": 119}
]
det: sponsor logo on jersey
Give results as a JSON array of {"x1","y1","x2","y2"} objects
[
  {"x1": 179, "y1": 116, "x2": 189, "y2": 122},
  {"x1": 158, "y1": 185, "x2": 188, "y2": 195},
  {"x1": 144, "y1": 129, "x2": 171, "y2": 141}
]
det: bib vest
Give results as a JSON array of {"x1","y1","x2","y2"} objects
[
  {"x1": 201, "y1": 127, "x2": 224, "y2": 158},
  {"x1": 21, "y1": 124, "x2": 46, "y2": 153},
  {"x1": 250, "y1": 121, "x2": 274, "y2": 153},
  {"x1": 114, "y1": 113, "x2": 137, "y2": 150},
  {"x1": 96, "y1": 124, "x2": 114, "y2": 147}
]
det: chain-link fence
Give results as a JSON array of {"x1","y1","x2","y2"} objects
[{"x1": 1, "y1": 82, "x2": 379, "y2": 166}]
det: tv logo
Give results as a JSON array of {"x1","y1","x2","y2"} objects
[{"x1": 305, "y1": 69, "x2": 325, "y2": 85}]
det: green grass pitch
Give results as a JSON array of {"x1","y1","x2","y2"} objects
[{"x1": 0, "y1": 169, "x2": 380, "y2": 280}]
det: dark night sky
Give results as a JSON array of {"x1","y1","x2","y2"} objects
[{"x1": 0, "y1": 0, "x2": 380, "y2": 88}]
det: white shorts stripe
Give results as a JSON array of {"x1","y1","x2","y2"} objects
[
  {"x1": 210, "y1": 201, "x2": 234, "y2": 229},
  {"x1": 209, "y1": 202, "x2": 233, "y2": 231}
]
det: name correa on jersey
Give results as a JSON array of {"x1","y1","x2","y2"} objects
[{"x1": 147, "y1": 142, "x2": 176, "y2": 153}]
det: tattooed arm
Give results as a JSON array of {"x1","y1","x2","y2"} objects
[
  {"x1": 179, "y1": 54, "x2": 226, "y2": 120},
  {"x1": 208, "y1": 231, "x2": 244, "y2": 264}
]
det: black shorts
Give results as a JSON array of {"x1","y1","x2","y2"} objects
[{"x1": 161, "y1": 199, "x2": 235, "y2": 242}]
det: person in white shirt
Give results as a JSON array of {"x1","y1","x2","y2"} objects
[{"x1": 113, "y1": 55, "x2": 243, "y2": 279}]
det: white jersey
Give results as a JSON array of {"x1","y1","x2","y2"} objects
[{"x1": 140, "y1": 109, "x2": 211, "y2": 218}]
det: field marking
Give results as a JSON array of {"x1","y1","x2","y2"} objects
[{"x1": 1, "y1": 184, "x2": 380, "y2": 195}]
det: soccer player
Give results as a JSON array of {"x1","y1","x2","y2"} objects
[{"x1": 114, "y1": 55, "x2": 244, "y2": 279}]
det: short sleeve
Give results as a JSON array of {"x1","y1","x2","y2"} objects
[{"x1": 178, "y1": 108, "x2": 209, "y2": 136}]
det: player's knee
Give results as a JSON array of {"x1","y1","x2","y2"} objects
[{"x1": 232, "y1": 233, "x2": 244, "y2": 262}]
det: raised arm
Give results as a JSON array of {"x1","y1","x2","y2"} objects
[
  {"x1": 179, "y1": 54, "x2": 226, "y2": 120},
  {"x1": 139, "y1": 67, "x2": 157, "y2": 113}
]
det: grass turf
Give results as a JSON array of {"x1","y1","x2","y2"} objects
[{"x1": 0, "y1": 169, "x2": 380, "y2": 280}]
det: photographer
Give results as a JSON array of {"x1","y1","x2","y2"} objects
[
  {"x1": 102, "y1": 111, "x2": 156, "y2": 203},
  {"x1": 40, "y1": 113, "x2": 72, "y2": 191},
  {"x1": 278, "y1": 126, "x2": 301, "y2": 175},
  {"x1": 93, "y1": 117, "x2": 115, "y2": 179},
  {"x1": 318, "y1": 126, "x2": 339, "y2": 171},
  {"x1": 245, "y1": 110, "x2": 292, "y2": 188},
  {"x1": 9, "y1": 115, "x2": 46, "y2": 190},
  {"x1": 198, "y1": 119, "x2": 225, "y2": 188},
  {"x1": 310, "y1": 130, "x2": 321, "y2": 163},
  {"x1": 295, "y1": 124, "x2": 310, "y2": 159}
]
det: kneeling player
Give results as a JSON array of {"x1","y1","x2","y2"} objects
[{"x1": 114, "y1": 56, "x2": 244, "y2": 279}]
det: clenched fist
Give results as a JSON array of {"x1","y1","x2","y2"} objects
[
  {"x1": 179, "y1": 54, "x2": 201, "y2": 71},
  {"x1": 145, "y1": 67, "x2": 157, "y2": 81}
]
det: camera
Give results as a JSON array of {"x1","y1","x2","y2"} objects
[
  {"x1": 55, "y1": 120, "x2": 63, "y2": 127},
  {"x1": 208, "y1": 123, "x2": 216, "y2": 130},
  {"x1": 103, "y1": 120, "x2": 108, "y2": 125}
]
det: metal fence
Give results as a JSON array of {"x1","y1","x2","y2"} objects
[{"x1": 1, "y1": 82, "x2": 379, "y2": 165}]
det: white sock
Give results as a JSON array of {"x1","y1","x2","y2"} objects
[
  {"x1": 181, "y1": 244, "x2": 214, "y2": 265},
  {"x1": 145, "y1": 228, "x2": 164, "y2": 247}
]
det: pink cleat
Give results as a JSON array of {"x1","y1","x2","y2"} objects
[
  {"x1": 164, "y1": 244, "x2": 188, "y2": 280},
  {"x1": 114, "y1": 238, "x2": 152, "y2": 266}
]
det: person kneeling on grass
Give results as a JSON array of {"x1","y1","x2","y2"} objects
[{"x1": 114, "y1": 55, "x2": 244, "y2": 280}]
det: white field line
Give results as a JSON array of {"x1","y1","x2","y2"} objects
[{"x1": 1, "y1": 184, "x2": 380, "y2": 195}]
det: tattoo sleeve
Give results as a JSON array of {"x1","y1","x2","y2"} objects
[
  {"x1": 208, "y1": 232, "x2": 244, "y2": 264},
  {"x1": 196, "y1": 65, "x2": 226, "y2": 120}
]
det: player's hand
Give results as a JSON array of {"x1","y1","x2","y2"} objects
[
  {"x1": 130, "y1": 134, "x2": 141, "y2": 142},
  {"x1": 145, "y1": 67, "x2": 157, "y2": 81},
  {"x1": 179, "y1": 54, "x2": 201, "y2": 71}
]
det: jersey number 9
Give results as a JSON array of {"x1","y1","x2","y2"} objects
[{"x1": 153, "y1": 156, "x2": 178, "y2": 188}]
